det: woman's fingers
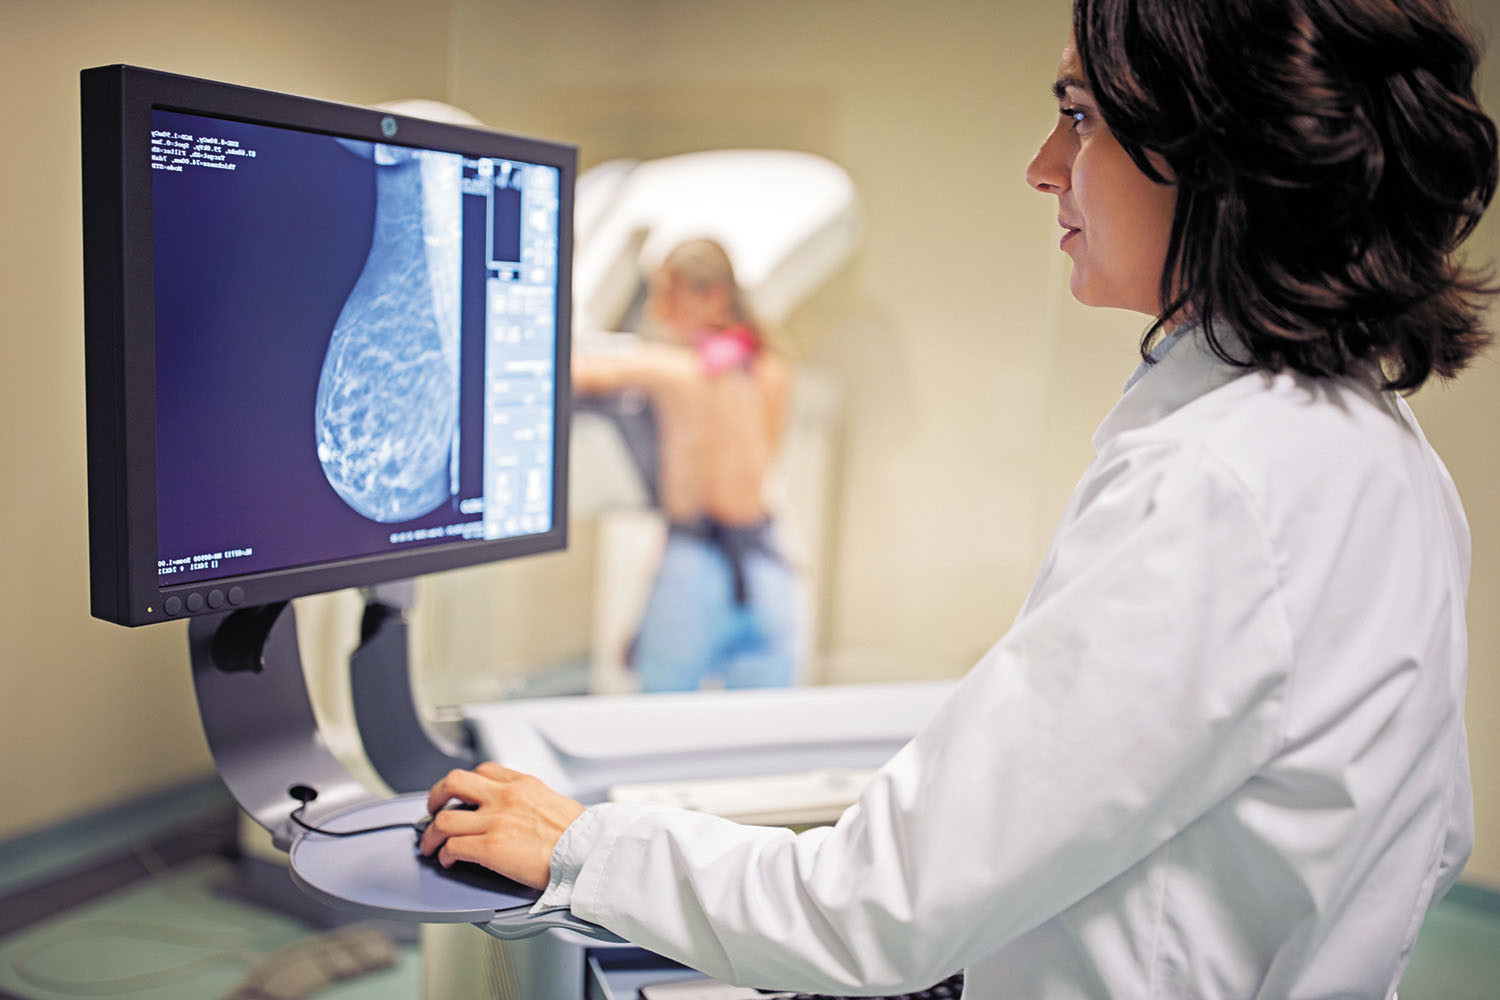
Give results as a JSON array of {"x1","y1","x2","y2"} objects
[
  {"x1": 425, "y1": 767, "x2": 488, "y2": 815},
  {"x1": 436, "y1": 833, "x2": 489, "y2": 870},
  {"x1": 418, "y1": 803, "x2": 488, "y2": 857},
  {"x1": 432, "y1": 827, "x2": 547, "y2": 890},
  {"x1": 421, "y1": 763, "x2": 587, "y2": 889},
  {"x1": 475, "y1": 761, "x2": 521, "y2": 782}
]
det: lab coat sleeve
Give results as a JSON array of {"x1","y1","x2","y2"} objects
[{"x1": 556, "y1": 440, "x2": 1296, "y2": 993}]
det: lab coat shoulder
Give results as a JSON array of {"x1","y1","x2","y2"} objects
[
  {"x1": 1130, "y1": 366, "x2": 1468, "y2": 665},
  {"x1": 1106, "y1": 367, "x2": 1396, "y2": 528},
  {"x1": 1100, "y1": 365, "x2": 1467, "y2": 746},
  {"x1": 1119, "y1": 366, "x2": 1442, "y2": 550},
  {"x1": 1104, "y1": 368, "x2": 1457, "y2": 651}
]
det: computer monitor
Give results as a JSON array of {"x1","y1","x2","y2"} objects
[{"x1": 80, "y1": 65, "x2": 575, "y2": 627}]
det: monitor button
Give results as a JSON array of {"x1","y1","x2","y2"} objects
[
  {"x1": 228, "y1": 586, "x2": 246, "y2": 606},
  {"x1": 186, "y1": 592, "x2": 205, "y2": 613},
  {"x1": 164, "y1": 596, "x2": 183, "y2": 616},
  {"x1": 207, "y1": 589, "x2": 226, "y2": 609}
]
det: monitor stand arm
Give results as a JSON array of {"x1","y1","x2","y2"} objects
[
  {"x1": 348, "y1": 591, "x2": 478, "y2": 794},
  {"x1": 190, "y1": 593, "x2": 482, "y2": 852},
  {"x1": 190, "y1": 601, "x2": 377, "y2": 851}
]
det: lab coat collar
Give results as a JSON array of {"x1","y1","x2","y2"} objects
[{"x1": 1092, "y1": 320, "x2": 1248, "y2": 451}]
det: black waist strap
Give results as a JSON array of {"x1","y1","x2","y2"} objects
[{"x1": 668, "y1": 518, "x2": 779, "y2": 605}]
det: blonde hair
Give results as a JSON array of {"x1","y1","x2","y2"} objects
[{"x1": 660, "y1": 238, "x2": 760, "y2": 333}]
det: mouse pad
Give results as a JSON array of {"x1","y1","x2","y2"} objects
[{"x1": 288, "y1": 791, "x2": 541, "y2": 922}]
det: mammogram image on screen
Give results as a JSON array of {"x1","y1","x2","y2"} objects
[
  {"x1": 315, "y1": 143, "x2": 463, "y2": 523},
  {"x1": 151, "y1": 106, "x2": 559, "y2": 585}
]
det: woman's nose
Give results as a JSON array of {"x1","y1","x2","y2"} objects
[{"x1": 1026, "y1": 124, "x2": 1071, "y2": 194}]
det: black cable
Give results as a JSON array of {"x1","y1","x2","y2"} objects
[
  {"x1": 284, "y1": 786, "x2": 419, "y2": 839},
  {"x1": 287, "y1": 805, "x2": 417, "y2": 839}
]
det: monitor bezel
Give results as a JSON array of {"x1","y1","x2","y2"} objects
[{"x1": 81, "y1": 64, "x2": 575, "y2": 627}]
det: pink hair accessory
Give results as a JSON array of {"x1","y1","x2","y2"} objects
[{"x1": 697, "y1": 325, "x2": 760, "y2": 374}]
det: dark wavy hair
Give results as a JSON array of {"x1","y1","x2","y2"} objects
[{"x1": 1074, "y1": 0, "x2": 1499, "y2": 391}]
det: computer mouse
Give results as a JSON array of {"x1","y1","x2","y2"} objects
[
  {"x1": 413, "y1": 802, "x2": 508, "y2": 881},
  {"x1": 413, "y1": 800, "x2": 479, "y2": 836}
]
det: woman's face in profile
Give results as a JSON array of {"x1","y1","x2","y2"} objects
[
  {"x1": 647, "y1": 268, "x2": 732, "y2": 342},
  {"x1": 1027, "y1": 39, "x2": 1177, "y2": 316}
]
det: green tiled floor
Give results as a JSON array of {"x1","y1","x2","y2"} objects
[
  {"x1": 0, "y1": 858, "x2": 419, "y2": 1000},
  {"x1": 1399, "y1": 884, "x2": 1500, "y2": 999}
]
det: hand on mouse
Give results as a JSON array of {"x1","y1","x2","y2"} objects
[{"x1": 419, "y1": 762, "x2": 586, "y2": 890}]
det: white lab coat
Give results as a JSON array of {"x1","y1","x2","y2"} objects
[{"x1": 536, "y1": 329, "x2": 1473, "y2": 998}]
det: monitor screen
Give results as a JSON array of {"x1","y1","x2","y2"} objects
[{"x1": 82, "y1": 66, "x2": 575, "y2": 626}]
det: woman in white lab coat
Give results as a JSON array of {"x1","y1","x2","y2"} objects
[{"x1": 419, "y1": 0, "x2": 1498, "y2": 995}]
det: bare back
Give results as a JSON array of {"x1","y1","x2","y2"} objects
[{"x1": 574, "y1": 343, "x2": 789, "y2": 526}]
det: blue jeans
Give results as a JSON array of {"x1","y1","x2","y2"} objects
[{"x1": 633, "y1": 528, "x2": 798, "y2": 692}]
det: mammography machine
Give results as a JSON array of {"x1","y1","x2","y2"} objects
[
  {"x1": 570, "y1": 147, "x2": 861, "y2": 696},
  {"x1": 80, "y1": 66, "x2": 953, "y2": 998}
]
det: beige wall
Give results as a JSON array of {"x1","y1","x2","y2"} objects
[
  {"x1": 2, "y1": 0, "x2": 1498, "y2": 890},
  {"x1": 1410, "y1": 0, "x2": 1500, "y2": 886}
]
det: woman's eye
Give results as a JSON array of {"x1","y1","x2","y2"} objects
[{"x1": 1060, "y1": 107, "x2": 1087, "y2": 130}]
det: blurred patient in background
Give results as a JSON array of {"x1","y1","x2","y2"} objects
[{"x1": 573, "y1": 239, "x2": 798, "y2": 692}]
